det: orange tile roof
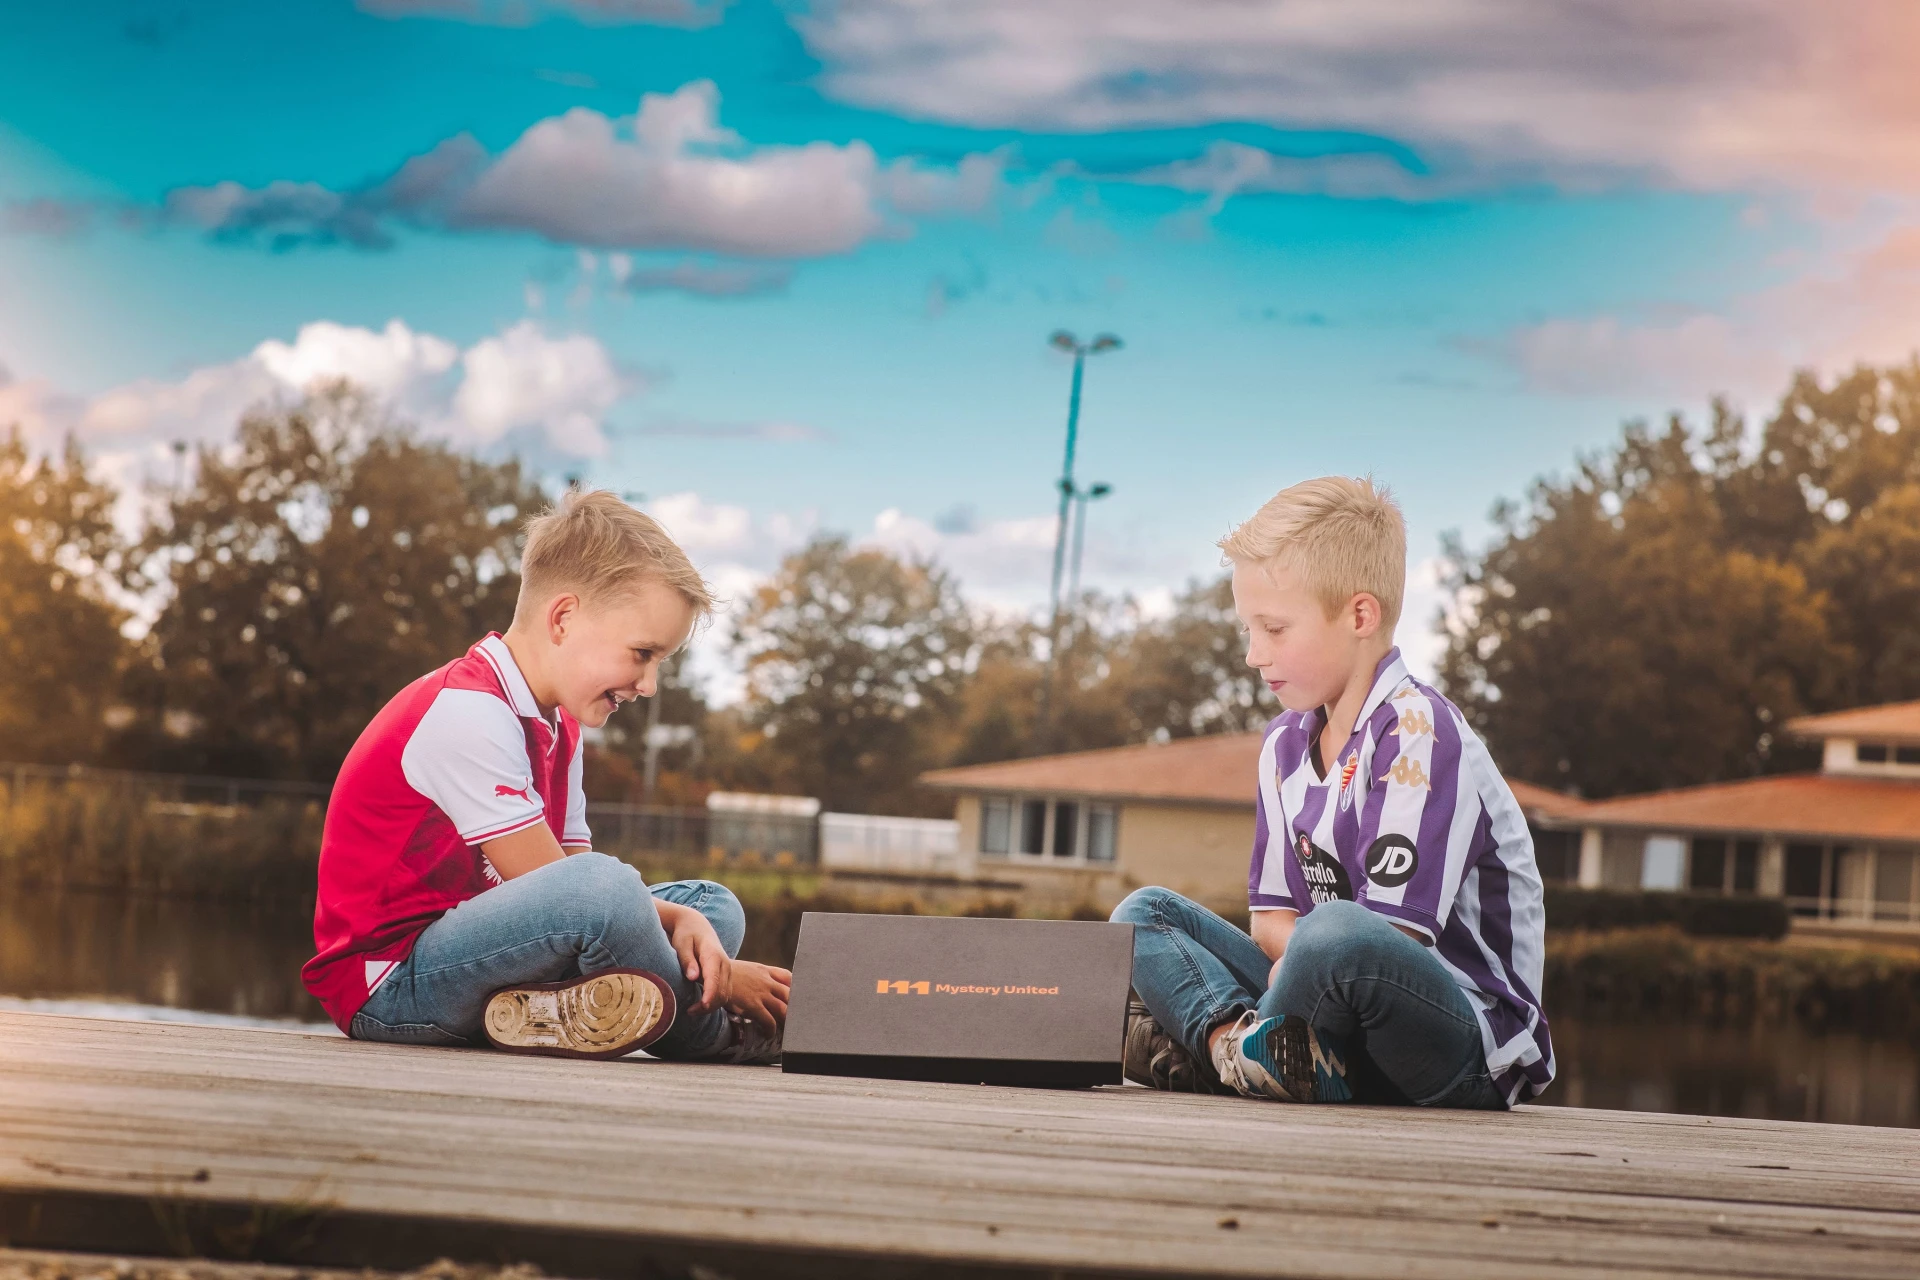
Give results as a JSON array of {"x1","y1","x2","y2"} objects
[
  {"x1": 921, "y1": 732, "x2": 1588, "y2": 824},
  {"x1": 1506, "y1": 779, "x2": 1592, "y2": 824},
  {"x1": 921, "y1": 733, "x2": 1265, "y2": 806},
  {"x1": 1577, "y1": 772, "x2": 1920, "y2": 844},
  {"x1": 1786, "y1": 699, "x2": 1920, "y2": 744}
]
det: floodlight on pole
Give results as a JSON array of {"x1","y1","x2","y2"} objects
[{"x1": 1037, "y1": 330, "x2": 1122, "y2": 745}]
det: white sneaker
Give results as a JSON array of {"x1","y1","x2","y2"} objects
[{"x1": 1210, "y1": 1010, "x2": 1352, "y2": 1103}]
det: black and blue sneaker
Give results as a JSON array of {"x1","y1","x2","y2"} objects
[{"x1": 1212, "y1": 1011, "x2": 1353, "y2": 1103}]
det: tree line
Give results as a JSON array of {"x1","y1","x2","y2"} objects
[{"x1": 2, "y1": 361, "x2": 1915, "y2": 810}]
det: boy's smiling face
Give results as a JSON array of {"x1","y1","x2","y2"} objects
[
  {"x1": 1231, "y1": 559, "x2": 1364, "y2": 715},
  {"x1": 547, "y1": 579, "x2": 697, "y2": 729}
]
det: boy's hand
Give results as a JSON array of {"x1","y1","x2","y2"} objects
[
  {"x1": 726, "y1": 961, "x2": 792, "y2": 1030},
  {"x1": 664, "y1": 908, "x2": 732, "y2": 1014}
]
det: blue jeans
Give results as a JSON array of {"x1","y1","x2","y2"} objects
[
  {"x1": 351, "y1": 852, "x2": 743, "y2": 1059},
  {"x1": 1113, "y1": 889, "x2": 1504, "y2": 1108}
]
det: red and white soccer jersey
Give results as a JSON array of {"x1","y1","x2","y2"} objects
[{"x1": 302, "y1": 633, "x2": 591, "y2": 1032}]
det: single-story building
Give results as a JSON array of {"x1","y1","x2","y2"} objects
[
  {"x1": 1566, "y1": 699, "x2": 1920, "y2": 927},
  {"x1": 919, "y1": 735, "x2": 1586, "y2": 914}
]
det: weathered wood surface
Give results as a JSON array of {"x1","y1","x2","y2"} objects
[{"x1": 1, "y1": 1011, "x2": 1918, "y2": 1279}]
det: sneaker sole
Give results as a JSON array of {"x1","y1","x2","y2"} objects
[
  {"x1": 483, "y1": 968, "x2": 675, "y2": 1060},
  {"x1": 1243, "y1": 1016, "x2": 1351, "y2": 1103}
]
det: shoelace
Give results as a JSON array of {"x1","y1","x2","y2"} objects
[{"x1": 1210, "y1": 1009, "x2": 1263, "y2": 1096}]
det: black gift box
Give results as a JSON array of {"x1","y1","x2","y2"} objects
[{"x1": 781, "y1": 912, "x2": 1135, "y2": 1088}]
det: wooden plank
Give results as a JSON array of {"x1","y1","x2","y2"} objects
[{"x1": 1, "y1": 1012, "x2": 1917, "y2": 1279}]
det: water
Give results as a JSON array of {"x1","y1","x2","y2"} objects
[{"x1": 3, "y1": 890, "x2": 1917, "y2": 1126}]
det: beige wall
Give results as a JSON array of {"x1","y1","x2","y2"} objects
[
  {"x1": 933, "y1": 791, "x2": 1253, "y2": 916},
  {"x1": 1114, "y1": 801, "x2": 1254, "y2": 907}
]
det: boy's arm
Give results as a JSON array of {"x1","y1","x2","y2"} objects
[{"x1": 1250, "y1": 908, "x2": 1297, "y2": 964}]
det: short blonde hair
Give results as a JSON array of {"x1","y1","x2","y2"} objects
[
  {"x1": 517, "y1": 489, "x2": 714, "y2": 621},
  {"x1": 1218, "y1": 476, "x2": 1406, "y2": 628}
]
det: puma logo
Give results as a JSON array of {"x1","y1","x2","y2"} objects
[{"x1": 495, "y1": 782, "x2": 535, "y2": 803}]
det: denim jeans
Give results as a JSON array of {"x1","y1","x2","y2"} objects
[
  {"x1": 351, "y1": 851, "x2": 743, "y2": 1059},
  {"x1": 1112, "y1": 888, "x2": 1504, "y2": 1108}
]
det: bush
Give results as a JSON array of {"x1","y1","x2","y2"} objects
[
  {"x1": 1545, "y1": 927, "x2": 1920, "y2": 1035},
  {"x1": 1545, "y1": 885, "x2": 1789, "y2": 940}
]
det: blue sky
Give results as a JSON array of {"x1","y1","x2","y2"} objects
[{"x1": 3, "y1": 0, "x2": 1916, "y2": 688}]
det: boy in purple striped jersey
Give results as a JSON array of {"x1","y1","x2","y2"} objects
[{"x1": 1113, "y1": 476, "x2": 1552, "y2": 1107}]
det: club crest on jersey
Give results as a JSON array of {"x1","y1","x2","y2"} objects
[
  {"x1": 1337, "y1": 750, "x2": 1360, "y2": 811},
  {"x1": 1293, "y1": 830, "x2": 1354, "y2": 905}
]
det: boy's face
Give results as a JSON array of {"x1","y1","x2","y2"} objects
[
  {"x1": 549, "y1": 579, "x2": 697, "y2": 729},
  {"x1": 1231, "y1": 560, "x2": 1365, "y2": 715}
]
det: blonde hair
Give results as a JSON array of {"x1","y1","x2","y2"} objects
[
  {"x1": 516, "y1": 489, "x2": 714, "y2": 621},
  {"x1": 1218, "y1": 476, "x2": 1406, "y2": 628}
]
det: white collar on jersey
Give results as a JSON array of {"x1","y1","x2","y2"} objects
[
  {"x1": 474, "y1": 633, "x2": 550, "y2": 725},
  {"x1": 1350, "y1": 646, "x2": 1412, "y2": 734}
]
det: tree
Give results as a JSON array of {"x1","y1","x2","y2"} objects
[
  {"x1": 1434, "y1": 372, "x2": 1919, "y2": 797},
  {"x1": 1119, "y1": 575, "x2": 1271, "y2": 741},
  {"x1": 128, "y1": 384, "x2": 549, "y2": 780},
  {"x1": 0, "y1": 432, "x2": 129, "y2": 764},
  {"x1": 731, "y1": 535, "x2": 973, "y2": 814}
]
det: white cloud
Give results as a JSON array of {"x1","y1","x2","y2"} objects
[
  {"x1": 1478, "y1": 223, "x2": 1920, "y2": 399},
  {"x1": 452, "y1": 322, "x2": 628, "y2": 456},
  {"x1": 157, "y1": 82, "x2": 1008, "y2": 260},
  {"x1": 803, "y1": 0, "x2": 1920, "y2": 196},
  {"x1": 0, "y1": 319, "x2": 633, "y2": 483},
  {"x1": 454, "y1": 84, "x2": 883, "y2": 256}
]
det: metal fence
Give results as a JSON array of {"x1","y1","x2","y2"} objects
[{"x1": 0, "y1": 762, "x2": 329, "y2": 806}]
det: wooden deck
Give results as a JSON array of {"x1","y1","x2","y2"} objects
[{"x1": 2, "y1": 1011, "x2": 1918, "y2": 1280}]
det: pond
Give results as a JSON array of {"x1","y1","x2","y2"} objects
[{"x1": 3, "y1": 889, "x2": 1917, "y2": 1127}]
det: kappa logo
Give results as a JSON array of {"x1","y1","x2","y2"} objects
[
  {"x1": 1397, "y1": 708, "x2": 1433, "y2": 737},
  {"x1": 495, "y1": 780, "x2": 536, "y2": 802},
  {"x1": 1364, "y1": 833, "x2": 1419, "y2": 888},
  {"x1": 1390, "y1": 687, "x2": 1421, "y2": 702},
  {"x1": 1383, "y1": 755, "x2": 1430, "y2": 790}
]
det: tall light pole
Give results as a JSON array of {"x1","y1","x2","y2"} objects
[
  {"x1": 1038, "y1": 330, "x2": 1121, "y2": 744},
  {"x1": 1068, "y1": 481, "x2": 1113, "y2": 607}
]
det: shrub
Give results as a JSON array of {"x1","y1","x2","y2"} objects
[{"x1": 1544, "y1": 885, "x2": 1789, "y2": 940}]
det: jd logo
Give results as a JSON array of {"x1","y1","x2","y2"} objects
[
  {"x1": 1293, "y1": 830, "x2": 1353, "y2": 905},
  {"x1": 1365, "y1": 834, "x2": 1419, "y2": 888},
  {"x1": 874, "y1": 980, "x2": 931, "y2": 995}
]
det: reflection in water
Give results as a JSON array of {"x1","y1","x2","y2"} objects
[
  {"x1": 3, "y1": 890, "x2": 1917, "y2": 1126},
  {"x1": 1541, "y1": 1016, "x2": 1919, "y2": 1128},
  {"x1": 0, "y1": 889, "x2": 323, "y2": 1023}
]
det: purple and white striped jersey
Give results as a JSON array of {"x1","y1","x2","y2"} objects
[{"x1": 1248, "y1": 648, "x2": 1554, "y2": 1103}]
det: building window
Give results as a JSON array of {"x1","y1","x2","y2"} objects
[
  {"x1": 1532, "y1": 828, "x2": 1581, "y2": 883},
  {"x1": 1019, "y1": 799, "x2": 1048, "y2": 855},
  {"x1": 1858, "y1": 743, "x2": 1890, "y2": 763},
  {"x1": 1051, "y1": 801, "x2": 1078, "y2": 857},
  {"x1": 1784, "y1": 843, "x2": 1826, "y2": 916},
  {"x1": 1898, "y1": 746, "x2": 1920, "y2": 766},
  {"x1": 1688, "y1": 838, "x2": 1726, "y2": 892},
  {"x1": 980, "y1": 798, "x2": 1011, "y2": 856},
  {"x1": 1087, "y1": 805, "x2": 1118, "y2": 863},
  {"x1": 1731, "y1": 840, "x2": 1760, "y2": 893}
]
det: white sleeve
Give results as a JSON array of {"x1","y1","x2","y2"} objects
[
  {"x1": 562, "y1": 734, "x2": 592, "y2": 849},
  {"x1": 401, "y1": 689, "x2": 547, "y2": 845}
]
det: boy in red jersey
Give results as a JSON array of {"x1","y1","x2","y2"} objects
[{"x1": 302, "y1": 489, "x2": 788, "y2": 1062}]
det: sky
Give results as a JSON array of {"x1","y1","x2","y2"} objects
[{"x1": 2, "y1": 0, "x2": 1918, "y2": 695}]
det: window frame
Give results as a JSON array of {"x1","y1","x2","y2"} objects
[{"x1": 975, "y1": 793, "x2": 1120, "y2": 867}]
